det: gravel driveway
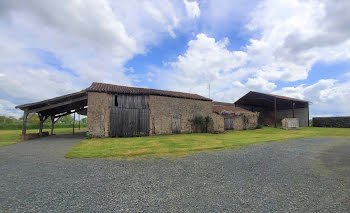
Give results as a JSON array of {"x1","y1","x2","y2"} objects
[{"x1": 0, "y1": 135, "x2": 349, "y2": 212}]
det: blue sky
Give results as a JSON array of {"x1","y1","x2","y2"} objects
[{"x1": 0, "y1": 0, "x2": 350, "y2": 118}]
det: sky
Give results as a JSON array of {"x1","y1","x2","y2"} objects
[{"x1": 0, "y1": 0, "x2": 350, "y2": 118}]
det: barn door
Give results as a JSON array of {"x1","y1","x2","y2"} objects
[
  {"x1": 224, "y1": 118, "x2": 234, "y2": 130},
  {"x1": 110, "y1": 95, "x2": 149, "y2": 137},
  {"x1": 172, "y1": 114, "x2": 181, "y2": 134}
]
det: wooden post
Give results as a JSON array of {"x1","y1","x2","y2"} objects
[
  {"x1": 307, "y1": 102, "x2": 310, "y2": 127},
  {"x1": 78, "y1": 114, "x2": 80, "y2": 130},
  {"x1": 292, "y1": 102, "x2": 295, "y2": 118},
  {"x1": 50, "y1": 115, "x2": 55, "y2": 135},
  {"x1": 22, "y1": 110, "x2": 28, "y2": 135},
  {"x1": 38, "y1": 113, "x2": 44, "y2": 136},
  {"x1": 73, "y1": 112, "x2": 75, "y2": 134},
  {"x1": 274, "y1": 97, "x2": 277, "y2": 128}
]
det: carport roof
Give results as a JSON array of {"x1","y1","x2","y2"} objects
[
  {"x1": 234, "y1": 91, "x2": 308, "y2": 110},
  {"x1": 15, "y1": 90, "x2": 87, "y2": 116}
]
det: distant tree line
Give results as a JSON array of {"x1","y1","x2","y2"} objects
[{"x1": 0, "y1": 114, "x2": 87, "y2": 130}]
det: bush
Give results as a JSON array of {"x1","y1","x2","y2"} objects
[
  {"x1": 312, "y1": 117, "x2": 350, "y2": 128},
  {"x1": 256, "y1": 124, "x2": 263, "y2": 129},
  {"x1": 189, "y1": 115, "x2": 213, "y2": 133}
]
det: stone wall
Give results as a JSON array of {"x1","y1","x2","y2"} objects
[
  {"x1": 211, "y1": 113, "x2": 225, "y2": 133},
  {"x1": 220, "y1": 114, "x2": 259, "y2": 130},
  {"x1": 149, "y1": 95, "x2": 214, "y2": 135},
  {"x1": 259, "y1": 107, "x2": 309, "y2": 127},
  {"x1": 87, "y1": 92, "x2": 260, "y2": 137},
  {"x1": 87, "y1": 92, "x2": 112, "y2": 137}
]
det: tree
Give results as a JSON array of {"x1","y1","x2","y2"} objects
[
  {"x1": 58, "y1": 115, "x2": 74, "y2": 124},
  {"x1": 81, "y1": 117, "x2": 87, "y2": 124}
]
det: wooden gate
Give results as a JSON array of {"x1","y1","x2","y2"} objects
[
  {"x1": 172, "y1": 114, "x2": 181, "y2": 134},
  {"x1": 110, "y1": 95, "x2": 149, "y2": 137},
  {"x1": 224, "y1": 117, "x2": 234, "y2": 130}
]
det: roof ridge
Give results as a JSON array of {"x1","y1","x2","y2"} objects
[{"x1": 88, "y1": 82, "x2": 212, "y2": 101}]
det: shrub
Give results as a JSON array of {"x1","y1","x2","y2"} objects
[
  {"x1": 189, "y1": 115, "x2": 213, "y2": 133},
  {"x1": 256, "y1": 124, "x2": 263, "y2": 129},
  {"x1": 312, "y1": 117, "x2": 350, "y2": 128}
]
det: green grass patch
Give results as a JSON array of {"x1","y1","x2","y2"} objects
[
  {"x1": 0, "y1": 128, "x2": 87, "y2": 148},
  {"x1": 65, "y1": 127, "x2": 350, "y2": 159}
]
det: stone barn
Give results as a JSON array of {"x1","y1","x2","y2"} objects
[
  {"x1": 235, "y1": 91, "x2": 309, "y2": 127},
  {"x1": 16, "y1": 82, "x2": 262, "y2": 138},
  {"x1": 87, "y1": 82, "x2": 217, "y2": 137},
  {"x1": 86, "y1": 83, "x2": 260, "y2": 137}
]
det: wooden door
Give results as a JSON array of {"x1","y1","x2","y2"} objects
[
  {"x1": 172, "y1": 114, "x2": 181, "y2": 134},
  {"x1": 110, "y1": 95, "x2": 149, "y2": 137},
  {"x1": 224, "y1": 118, "x2": 234, "y2": 130}
]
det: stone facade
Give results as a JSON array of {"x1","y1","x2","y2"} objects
[
  {"x1": 219, "y1": 114, "x2": 259, "y2": 131},
  {"x1": 149, "y1": 95, "x2": 214, "y2": 135},
  {"x1": 87, "y1": 92, "x2": 260, "y2": 137},
  {"x1": 211, "y1": 113, "x2": 225, "y2": 133},
  {"x1": 87, "y1": 92, "x2": 112, "y2": 137}
]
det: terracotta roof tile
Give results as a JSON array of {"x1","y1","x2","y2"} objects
[
  {"x1": 212, "y1": 102, "x2": 255, "y2": 115},
  {"x1": 87, "y1": 82, "x2": 212, "y2": 101}
]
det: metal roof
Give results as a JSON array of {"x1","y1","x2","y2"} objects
[{"x1": 234, "y1": 91, "x2": 308, "y2": 110}]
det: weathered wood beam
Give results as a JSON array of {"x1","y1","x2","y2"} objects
[
  {"x1": 38, "y1": 113, "x2": 49, "y2": 136},
  {"x1": 50, "y1": 115, "x2": 55, "y2": 135},
  {"x1": 307, "y1": 102, "x2": 310, "y2": 127},
  {"x1": 41, "y1": 101, "x2": 87, "y2": 116},
  {"x1": 28, "y1": 96, "x2": 87, "y2": 113},
  {"x1": 73, "y1": 112, "x2": 75, "y2": 134},
  {"x1": 22, "y1": 110, "x2": 29, "y2": 135},
  {"x1": 274, "y1": 97, "x2": 277, "y2": 128}
]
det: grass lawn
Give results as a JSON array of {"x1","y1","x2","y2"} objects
[
  {"x1": 65, "y1": 127, "x2": 350, "y2": 159},
  {"x1": 0, "y1": 128, "x2": 87, "y2": 148}
]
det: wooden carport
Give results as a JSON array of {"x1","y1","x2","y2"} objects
[{"x1": 15, "y1": 90, "x2": 88, "y2": 136}]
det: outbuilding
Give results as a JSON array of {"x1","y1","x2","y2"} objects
[
  {"x1": 235, "y1": 91, "x2": 309, "y2": 127},
  {"x1": 16, "y1": 83, "x2": 307, "y2": 139},
  {"x1": 16, "y1": 82, "x2": 260, "y2": 138}
]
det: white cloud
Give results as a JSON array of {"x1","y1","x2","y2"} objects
[
  {"x1": 245, "y1": 77, "x2": 276, "y2": 92},
  {"x1": 274, "y1": 79, "x2": 350, "y2": 116},
  {"x1": 0, "y1": 99, "x2": 22, "y2": 118},
  {"x1": 1, "y1": 0, "x2": 350, "y2": 118},
  {"x1": 0, "y1": 68, "x2": 79, "y2": 101},
  {"x1": 183, "y1": 0, "x2": 200, "y2": 18},
  {"x1": 245, "y1": 0, "x2": 350, "y2": 82},
  {"x1": 170, "y1": 34, "x2": 247, "y2": 83},
  {"x1": 157, "y1": 33, "x2": 248, "y2": 101},
  {"x1": 0, "y1": 0, "x2": 193, "y2": 115},
  {"x1": 160, "y1": 0, "x2": 350, "y2": 116}
]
